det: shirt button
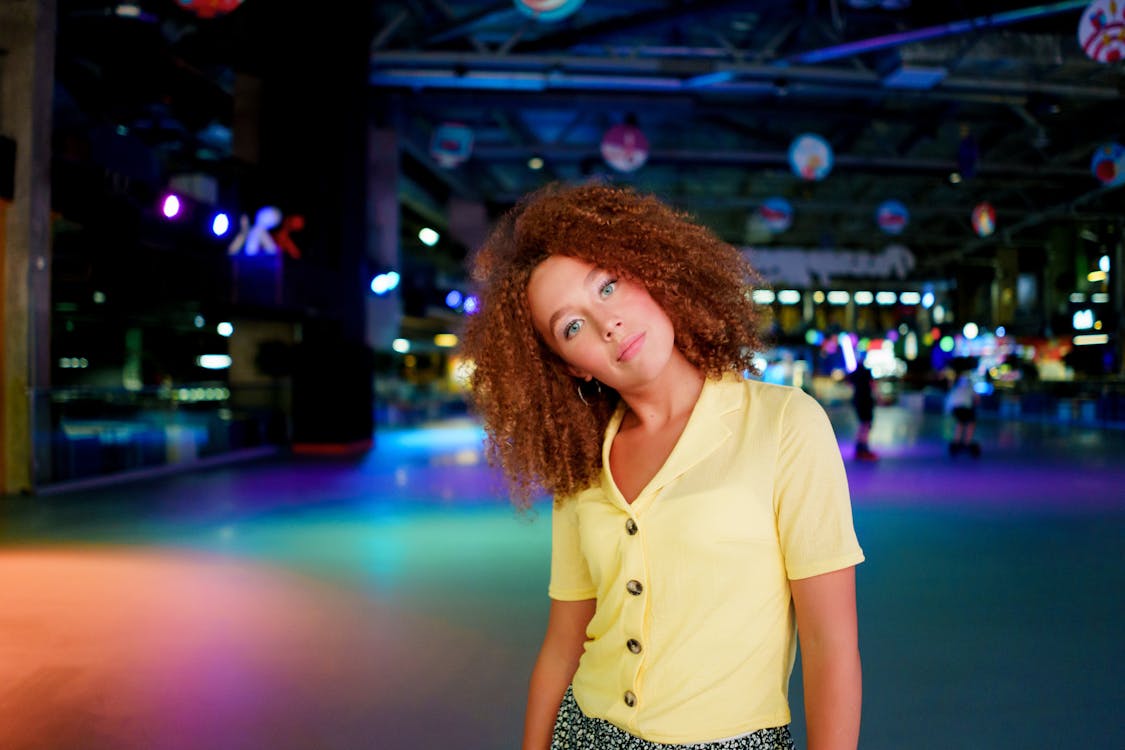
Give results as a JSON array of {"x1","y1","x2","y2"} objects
[
  {"x1": 626, "y1": 579, "x2": 643, "y2": 596},
  {"x1": 624, "y1": 690, "x2": 637, "y2": 707},
  {"x1": 626, "y1": 638, "x2": 642, "y2": 654},
  {"x1": 625, "y1": 518, "x2": 638, "y2": 535}
]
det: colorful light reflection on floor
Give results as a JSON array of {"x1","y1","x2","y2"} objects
[{"x1": 1, "y1": 409, "x2": 1123, "y2": 749}]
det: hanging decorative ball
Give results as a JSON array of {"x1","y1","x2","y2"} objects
[
  {"x1": 600, "y1": 123, "x2": 649, "y2": 173},
  {"x1": 875, "y1": 200, "x2": 909, "y2": 235},
  {"x1": 759, "y1": 197, "x2": 794, "y2": 233},
  {"x1": 514, "y1": 0, "x2": 585, "y2": 22},
  {"x1": 176, "y1": 0, "x2": 243, "y2": 19},
  {"x1": 430, "y1": 123, "x2": 474, "y2": 168},
  {"x1": 788, "y1": 134, "x2": 833, "y2": 181},
  {"x1": 971, "y1": 202, "x2": 996, "y2": 238},
  {"x1": 1078, "y1": 0, "x2": 1125, "y2": 63},
  {"x1": 1090, "y1": 142, "x2": 1125, "y2": 186}
]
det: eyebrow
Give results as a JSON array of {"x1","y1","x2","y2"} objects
[{"x1": 546, "y1": 266, "x2": 604, "y2": 335}]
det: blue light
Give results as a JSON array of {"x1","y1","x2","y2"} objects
[
  {"x1": 922, "y1": 291, "x2": 935, "y2": 309},
  {"x1": 211, "y1": 212, "x2": 230, "y2": 237},
  {"x1": 371, "y1": 271, "x2": 401, "y2": 295},
  {"x1": 839, "y1": 333, "x2": 857, "y2": 373},
  {"x1": 445, "y1": 290, "x2": 463, "y2": 308},
  {"x1": 463, "y1": 295, "x2": 479, "y2": 314}
]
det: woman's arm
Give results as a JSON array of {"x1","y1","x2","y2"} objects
[
  {"x1": 791, "y1": 566, "x2": 862, "y2": 750},
  {"x1": 522, "y1": 597, "x2": 597, "y2": 750}
]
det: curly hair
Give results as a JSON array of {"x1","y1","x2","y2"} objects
[{"x1": 460, "y1": 181, "x2": 765, "y2": 507}]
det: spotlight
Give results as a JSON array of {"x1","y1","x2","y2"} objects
[{"x1": 162, "y1": 194, "x2": 182, "y2": 219}]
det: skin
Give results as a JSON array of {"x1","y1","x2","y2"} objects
[{"x1": 522, "y1": 255, "x2": 862, "y2": 750}]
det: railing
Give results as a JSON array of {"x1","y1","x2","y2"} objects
[
  {"x1": 31, "y1": 382, "x2": 290, "y2": 489},
  {"x1": 904, "y1": 378, "x2": 1125, "y2": 429}
]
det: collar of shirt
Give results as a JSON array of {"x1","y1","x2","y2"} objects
[{"x1": 598, "y1": 375, "x2": 745, "y2": 513}]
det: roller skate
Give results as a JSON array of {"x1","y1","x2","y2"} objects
[
  {"x1": 948, "y1": 441, "x2": 963, "y2": 457},
  {"x1": 967, "y1": 442, "x2": 981, "y2": 458},
  {"x1": 855, "y1": 443, "x2": 879, "y2": 462}
]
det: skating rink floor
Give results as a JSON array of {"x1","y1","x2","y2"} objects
[{"x1": 2, "y1": 404, "x2": 1123, "y2": 749}]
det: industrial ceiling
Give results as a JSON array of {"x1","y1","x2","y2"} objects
[{"x1": 50, "y1": 0, "x2": 1125, "y2": 286}]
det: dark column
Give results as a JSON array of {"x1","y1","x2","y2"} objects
[{"x1": 236, "y1": 0, "x2": 375, "y2": 448}]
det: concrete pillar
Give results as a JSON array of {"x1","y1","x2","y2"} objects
[{"x1": 1, "y1": 0, "x2": 56, "y2": 494}]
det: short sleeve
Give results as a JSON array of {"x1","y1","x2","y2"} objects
[
  {"x1": 775, "y1": 389, "x2": 865, "y2": 580},
  {"x1": 548, "y1": 496, "x2": 597, "y2": 600}
]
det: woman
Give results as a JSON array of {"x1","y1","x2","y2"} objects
[{"x1": 460, "y1": 182, "x2": 864, "y2": 750}]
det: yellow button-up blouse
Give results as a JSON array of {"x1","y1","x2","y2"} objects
[{"x1": 549, "y1": 375, "x2": 864, "y2": 744}]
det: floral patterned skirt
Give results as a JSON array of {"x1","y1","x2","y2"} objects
[{"x1": 550, "y1": 686, "x2": 796, "y2": 750}]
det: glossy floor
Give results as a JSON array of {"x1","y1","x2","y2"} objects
[{"x1": 1, "y1": 406, "x2": 1123, "y2": 749}]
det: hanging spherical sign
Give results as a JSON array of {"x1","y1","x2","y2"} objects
[
  {"x1": 876, "y1": 200, "x2": 909, "y2": 235},
  {"x1": 1078, "y1": 0, "x2": 1125, "y2": 63},
  {"x1": 177, "y1": 0, "x2": 243, "y2": 19},
  {"x1": 1090, "y1": 142, "x2": 1125, "y2": 186},
  {"x1": 430, "y1": 123, "x2": 474, "y2": 168},
  {"x1": 600, "y1": 123, "x2": 649, "y2": 173},
  {"x1": 971, "y1": 202, "x2": 996, "y2": 238},
  {"x1": 788, "y1": 134, "x2": 833, "y2": 181},
  {"x1": 759, "y1": 197, "x2": 794, "y2": 233},
  {"x1": 514, "y1": 0, "x2": 585, "y2": 22}
]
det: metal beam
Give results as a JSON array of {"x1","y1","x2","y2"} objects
[
  {"x1": 424, "y1": 1, "x2": 514, "y2": 46},
  {"x1": 369, "y1": 51, "x2": 1121, "y2": 101},
  {"x1": 469, "y1": 143, "x2": 1090, "y2": 180},
  {"x1": 784, "y1": 0, "x2": 1089, "y2": 65}
]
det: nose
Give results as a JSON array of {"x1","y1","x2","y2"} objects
[{"x1": 602, "y1": 318, "x2": 623, "y2": 340}]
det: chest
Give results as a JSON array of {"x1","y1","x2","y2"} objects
[{"x1": 607, "y1": 417, "x2": 690, "y2": 504}]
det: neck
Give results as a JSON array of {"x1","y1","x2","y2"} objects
[{"x1": 618, "y1": 351, "x2": 706, "y2": 432}]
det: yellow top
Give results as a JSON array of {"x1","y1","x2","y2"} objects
[{"x1": 549, "y1": 375, "x2": 864, "y2": 744}]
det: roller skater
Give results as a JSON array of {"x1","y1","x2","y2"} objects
[
  {"x1": 849, "y1": 358, "x2": 879, "y2": 461},
  {"x1": 946, "y1": 367, "x2": 980, "y2": 458}
]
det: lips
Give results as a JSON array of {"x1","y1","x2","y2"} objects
[{"x1": 617, "y1": 332, "x2": 646, "y2": 363}]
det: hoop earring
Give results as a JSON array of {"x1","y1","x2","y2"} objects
[{"x1": 577, "y1": 379, "x2": 602, "y2": 406}]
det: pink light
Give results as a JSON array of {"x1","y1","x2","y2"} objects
[{"x1": 162, "y1": 194, "x2": 182, "y2": 219}]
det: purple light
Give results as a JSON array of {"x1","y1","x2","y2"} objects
[{"x1": 162, "y1": 194, "x2": 182, "y2": 219}]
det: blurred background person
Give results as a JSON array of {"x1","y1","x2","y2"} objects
[{"x1": 849, "y1": 359, "x2": 878, "y2": 462}]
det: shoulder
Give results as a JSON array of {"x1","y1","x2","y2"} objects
[
  {"x1": 737, "y1": 377, "x2": 820, "y2": 416},
  {"x1": 715, "y1": 376, "x2": 829, "y2": 435}
]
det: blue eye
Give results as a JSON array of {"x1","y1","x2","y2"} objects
[
  {"x1": 600, "y1": 279, "x2": 617, "y2": 297},
  {"x1": 563, "y1": 320, "x2": 583, "y2": 339}
]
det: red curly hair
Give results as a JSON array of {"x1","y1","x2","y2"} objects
[{"x1": 460, "y1": 181, "x2": 765, "y2": 507}]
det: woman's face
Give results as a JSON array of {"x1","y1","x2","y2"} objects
[{"x1": 526, "y1": 255, "x2": 676, "y2": 392}]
